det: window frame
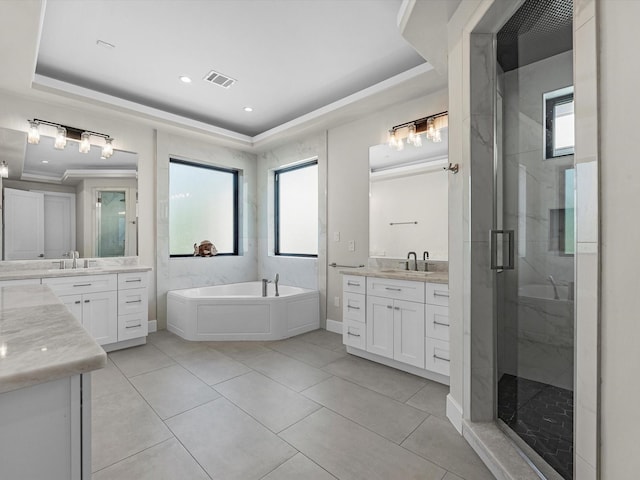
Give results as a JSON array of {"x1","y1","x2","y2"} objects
[
  {"x1": 169, "y1": 158, "x2": 239, "y2": 257},
  {"x1": 274, "y1": 159, "x2": 319, "y2": 258},
  {"x1": 544, "y1": 87, "x2": 575, "y2": 159}
]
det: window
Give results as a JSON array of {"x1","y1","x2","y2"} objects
[
  {"x1": 274, "y1": 160, "x2": 318, "y2": 257},
  {"x1": 544, "y1": 87, "x2": 575, "y2": 158},
  {"x1": 169, "y1": 159, "x2": 238, "y2": 256}
]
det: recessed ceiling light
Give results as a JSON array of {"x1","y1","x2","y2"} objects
[
  {"x1": 96, "y1": 39, "x2": 116, "y2": 49},
  {"x1": 179, "y1": 76, "x2": 192, "y2": 84},
  {"x1": 41, "y1": 160, "x2": 49, "y2": 164},
  {"x1": 244, "y1": 107, "x2": 253, "y2": 112}
]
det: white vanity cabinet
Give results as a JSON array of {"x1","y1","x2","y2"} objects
[
  {"x1": 342, "y1": 273, "x2": 449, "y2": 384},
  {"x1": 366, "y1": 277, "x2": 425, "y2": 368},
  {"x1": 117, "y1": 271, "x2": 149, "y2": 341},
  {"x1": 0, "y1": 278, "x2": 41, "y2": 286},
  {"x1": 342, "y1": 275, "x2": 366, "y2": 350},
  {"x1": 44, "y1": 274, "x2": 119, "y2": 345},
  {"x1": 425, "y1": 283, "x2": 450, "y2": 376}
]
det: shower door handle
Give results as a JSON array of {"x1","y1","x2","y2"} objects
[{"x1": 490, "y1": 230, "x2": 514, "y2": 270}]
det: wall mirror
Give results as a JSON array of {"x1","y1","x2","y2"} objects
[
  {"x1": 369, "y1": 127, "x2": 449, "y2": 261},
  {"x1": 0, "y1": 127, "x2": 138, "y2": 260}
]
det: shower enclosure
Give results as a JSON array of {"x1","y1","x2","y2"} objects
[{"x1": 492, "y1": 1, "x2": 575, "y2": 478}]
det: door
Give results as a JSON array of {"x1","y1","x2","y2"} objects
[
  {"x1": 41, "y1": 192, "x2": 76, "y2": 259},
  {"x1": 3, "y1": 188, "x2": 44, "y2": 260},
  {"x1": 366, "y1": 295, "x2": 394, "y2": 359},
  {"x1": 82, "y1": 291, "x2": 117, "y2": 345},
  {"x1": 59, "y1": 294, "x2": 83, "y2": 323},
  {"x1": 393, "y1": 299, "x2": 425, "y2": 368}
]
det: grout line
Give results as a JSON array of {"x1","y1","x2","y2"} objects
[{"x1": 90, "y1": 437, "x2": 175, "y2": 475}]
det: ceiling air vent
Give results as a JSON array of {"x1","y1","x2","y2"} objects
[{"x1": 203, "y1": 70, "x2": 236, "y2": 89}]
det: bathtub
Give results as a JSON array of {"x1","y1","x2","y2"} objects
[{"x1": 167, "y1": 281, "x2": 319, "y2": 341}]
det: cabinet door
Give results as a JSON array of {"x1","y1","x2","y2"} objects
[
  {"x1": 82, "y1": 291, "x2": 117, "y2": 345},
  {"x1": 366, "y1": 295, "x2": 394, "y2": 359},
  {"x1": 59, "y1": 294, "x2": 83, "y2": 323},
  {"x1": 393, "y1": 300, "x2": 425, "y2": 368}
]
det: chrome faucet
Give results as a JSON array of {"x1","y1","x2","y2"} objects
[
  {"x1": 422, "y1": 251, "x2": 430, "y2": 271},
  {"x1": 261, "y1": 278, "x2": 272, "y2": 297},
  {"x1": 68, "y1": 250, "x2": 80, "y2": 269},
  {"x1": 548, "y1": 275, "x2": 560, "y2": 300},
  {"x1": 406, "y1": 251, "x2": 418, "y2": 271},
  {"x1": 274, "y1": 273, "x2": 280, "y2": 297}
]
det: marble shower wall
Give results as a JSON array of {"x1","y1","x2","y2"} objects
[
  {"x1": 155, "y1": 131, "x2": 259, "y2": 328},
  {"x1": 256, "y1": 133, "x2": 328, "y2": 326}
]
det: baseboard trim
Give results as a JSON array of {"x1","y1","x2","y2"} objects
[
  {"x1": 325, "y1": 318, "x2": 342, "y2": 334},
  {"x1": 148, "y1": 320, "x2": 157, "y2": 333},
  {"x1": 446, "y1": 394, "x2": 463, "y2": 433}
]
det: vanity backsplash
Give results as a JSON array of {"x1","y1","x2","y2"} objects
[{"x1": 368, "y1": 257, "x2": 448, "y2": 273}]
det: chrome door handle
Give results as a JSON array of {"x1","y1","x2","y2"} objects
[
  {"x1": 433, "y1": 354, "x2": 450, "y2": 362},
  {"x1": 126, "y1": 324, "x2": 142, "y2": 329},
  {"x1": 126, "y1": 300, "x2": 142, "y2": 304},
  {"x1": 385, "y1": 287, "x2": 402, "y2": 291},
  {"x1": 347, "y1": 305, "x2": 360, "y2": 310},
  {"x1": 347, "y1": 281, "x2": 361, "y2": 286},
  {"x1": 433, "y1": 321, "x2": 450, "y2": 327},
  {"x1": 347, "y1": 332, "x2": 361, "y2": 337},
  {"x1": 433, "y1": 291, "x2": 449, "y2": 297}
]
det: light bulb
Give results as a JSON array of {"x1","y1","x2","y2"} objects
[
  {"x1": 426, "y1": 117, "x2": 436, "y2": 141},
  {"x1": 407, "y1": 124, "x2": 416, "y2": 145},
  {"x1": 54, "y1": 126, "x2": 67, "y2": 150},
  {"x1": 101, "y1": 137, "x2": 114, "y2": 159},
  {"x1": 79, "y1": 132, "x2": 91, "y2": 153},
  {"x1": 413, "y1": 133, "x2": 423, "y2": 147},
  {"x1": 0, "y1": 161, "x2": 8, "y2": 178},
  {"x1": 396, "y1": 137, "x2": 404, "y2": 151},
  {"x1": 432, "y1": 129, "x2": 442, "y2": 143},
  {"x1": 387, "y1": 130, "x2": 397, "y2": 148},
  {"x1": 28, "y1": 121, "x2": 40, "y2": 144}
]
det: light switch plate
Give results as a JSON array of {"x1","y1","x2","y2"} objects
[{"x1": 348, "y1": 240, "x2": 355, "y2": 252}]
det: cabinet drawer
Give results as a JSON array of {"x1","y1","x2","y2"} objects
[
  {"x1": 426, "y1": 283, "x2": 449, "y2": 306},
  {"x1": 43, "y1": 274, "x2": 117, "y2": 296},
  {"x1": 118, "y1": 288, "x2": 148, "y2": 316},
  {"x1": 118, "y1": 271, "x2": 149, "y2": 290},
  {"x1": 425, "y1": 337, "x2": 450, "y2": 376},
  {"x1": 343, "y1": 318, "x2": 366, "y2": 350},
  {"x1": 0, "y1": 278, "x2": 41, "y2": 287},
  {"x1": 426, "y1": 305, "x2": 450, "y2": 341},
  {"x1": 343, "y1": 275, "x2": 366, "y2": 294},
  {"x1": 343, "y1": 292, "x2": 365, "y2": 322},
  {"x1": 366, "y1": 277, "x2": 425, "y2": 303},
  {"x1": 118, "y1": 312, "x2": 148, "y2": 341}
]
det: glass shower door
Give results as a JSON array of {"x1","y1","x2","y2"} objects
[
  {"x1": 96, "y1": 190, "x2": 127, "y2": 257},
  {"x1": 494, "y1": 1, "x2": 575, "y2": 478}
]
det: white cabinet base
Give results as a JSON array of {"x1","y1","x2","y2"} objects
[
  {"x1": 102, "y1": 335, "x2": 146, "y2": 353},
  {"x1": 346, "y1": 345, "x2": 450, "y2": 386}
]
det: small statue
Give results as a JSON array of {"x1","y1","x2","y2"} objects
[{"x1": 193, "y1": 240, "x2": 218, "y2": 257}]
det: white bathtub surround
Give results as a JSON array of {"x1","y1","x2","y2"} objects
[{"x1": 167, "y1": 281, "x2": 319, "y2": 341}]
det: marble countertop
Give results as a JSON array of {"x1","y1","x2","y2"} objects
[
  {"x1": 0, "y1": 264, "x2": 152, "y2": 282},
  {"x1": 340, "y1": 267, "x2": 449, "y2": 284},
  {"x1": 0, "y1": 285, "x2": 107, "y2": 394}
]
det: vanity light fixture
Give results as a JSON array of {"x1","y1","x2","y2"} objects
[
  {"x1": 387, "y1": 111, "x2": 448, "y2": 151},
  {"x1": 0, "y1": 160, "x2": 8, "y2": 178},
  {"x1": 28, "y1": 120, "x2": 40, "y2": 144},
  {"x1": 27, "y1": 119, "x2": 116, "y2": 157}
]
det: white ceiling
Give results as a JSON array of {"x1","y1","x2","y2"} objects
[{"x1": 35, "y1": 0, "x2": 428, "y2": 137}]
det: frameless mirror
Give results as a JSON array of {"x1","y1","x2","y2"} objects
[
  {"x1": 0, "y1": 127, "x2": 138, "y2": 260},
  {"x1": 369, "y1": 128, "x2": 449, "y2": 261}
]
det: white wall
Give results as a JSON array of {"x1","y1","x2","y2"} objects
[
  {"x1": 599, "y1": 1, "x2": 640, "y2": 477},
  {"x1": 326, "y1": 88, "x2": 448, "y2": 322}
]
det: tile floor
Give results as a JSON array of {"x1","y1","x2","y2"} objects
[{"x1": 91, "y1": 329, "x2": 495, "y2": 480}]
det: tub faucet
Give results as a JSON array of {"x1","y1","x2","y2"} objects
[
  {"x1": 274, "y1": 273, "x2": 280, "y2": 297},
  {"x1": 548, "y1": 275, "x2": 560, "y2": 300},
  {"x1": 406, "y1": 251, "x2": 418, "y2": 271},
  {"x1": 261, "y1": 278, "x2": 272, "y2": 297},
  {"x1": 422, "y1": 251, "x2": 430, "y2": 271}
]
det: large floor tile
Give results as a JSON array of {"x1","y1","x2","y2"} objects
[
  {"x1": 323, "y1": 355, "x2": 427, "y2": 402},
  {"x1": 402, "y1": 416, "x2": 495, "y2": 480},
  {"x1": 108, "y1": 343, "x2": 175, "y2": 378},
  {"x1": 91, "y1": 358, "x2": 137, "y2": 400},
  {"x1": 245, "y1": 351, "x2": 332, "y2": 392},
  {"x1": 215, "y1": 371, "x2": 320, "y2": 432},
  {"x1": 92, "y1": 437, "x2": 209, "y2": 480},
  {"x1": 208, "y1": 340, "x2": 273, "y2": 361},
  {"x1": 443, "y1": 472, "x2": 465, "y2": 480},
  {"x1": 280, "y1": 408, "x2": 446, "y2": 480},
  {"x1": 406, "y1": 380, "x2": 450, "y2": 418},
  {"x1": 302, "y1": 376, "x2": 427, "y2": 444},
  {"x1": 269, "y1": 338, "x2": 346, "y2": 368},
  {"x1": 166, "y1": 397, "x2": 296, "y2": 480},
  {"x1": 261, "y1": 453, "x2": 337, "y2": 480},
  {"x1": 173, "y1": 347, "x2": 251, "y2": 385},
  {"x1": 92, "y1": 388, "x2": 172, "y2": 472},
  {"x1": 129, "y1": 364, "x2": 219, "y2": 419},
  {"x1": 297, "y1": 329, "x2": 344, "y2": 350},
  {"x1": 147, "y1": 330, "x2": 207, "y2": 357}
]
